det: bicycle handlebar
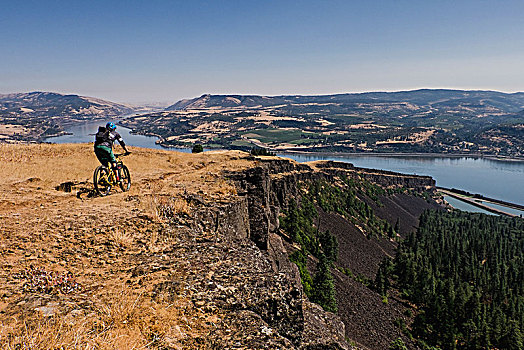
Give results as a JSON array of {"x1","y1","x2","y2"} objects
[{"x1": 115, "y1": 152, "x2": 131, "y2": 157}]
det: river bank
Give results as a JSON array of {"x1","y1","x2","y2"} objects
[
  {"x1": 277, "y1": 150, "x2": 524, "y2": 163},
  {"x1": 44, "y1": 118, "x2": 524, "y2": 163},
  {"x1": 144, "y1": 136, "x2": 524, "y2": 163}
]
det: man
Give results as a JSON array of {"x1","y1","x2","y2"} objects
[{"x1": 94, "y1": 122, "x2": 130, "y2": 181}]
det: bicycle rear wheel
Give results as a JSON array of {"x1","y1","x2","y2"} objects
[
  {"x1": 94, "y1": 166, "x2": 112, "y2": 196},
  {"x1": 119, "y1": 165, "x2": 131, "y2": 192}
]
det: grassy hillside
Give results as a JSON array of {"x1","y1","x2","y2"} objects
[
  {"x1": 1, "y1": 144, "x2": 356, "y2": 349},
  {"x1": 124, "y1": 89, "x2": 524, "y2": 158},
  {"x1": 0, "y1": 144, "x2": 258, "y2": 349},
  {"x1": 0, "y1": 92, "x2": 136, "y2": 142}
]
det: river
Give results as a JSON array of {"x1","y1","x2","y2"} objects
[
  {"x1": 280, "y1": 153, "x2": 524, "y2": 209},
  {"x1": 47, "y1": 121, "x2": 524, "y2": 213},
  {"x1": 46, "y1": 119, "x2": 190, "y2": 152}
]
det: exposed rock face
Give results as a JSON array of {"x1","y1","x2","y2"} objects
[
  {"x1": 187, "y1": 193, "x2": 348, "y2": 349},
  {"x1": 215, "y1": 156, "x2": 437, "y2": 349},
  {"x1": 311, "y1": 160, "x2": 435, "y2": 191},
  {"x1": 228, "y1": 157, "x2": 436, "y2": 252},
  {"x1": 231, "y1": 166, "x2": 274, "y2": 250}
]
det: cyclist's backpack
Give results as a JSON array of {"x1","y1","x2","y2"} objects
[{"x1": 95, "y1": 126, "x2": 110, "y2": 145}]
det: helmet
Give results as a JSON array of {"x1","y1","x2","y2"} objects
[{"x1": 106, "y1": 122, "x2": 116, "y2": 130}]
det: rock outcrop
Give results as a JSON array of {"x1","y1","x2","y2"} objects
[
  {"x1": 228, "y1": 156, "x2": 435, "y2": 252},
  {"x1": 203, "y1": 155, "x2": 438, "y2": 348},
  {"x1": 185, "y1": 190, "x2": 349, "y2": 348}
]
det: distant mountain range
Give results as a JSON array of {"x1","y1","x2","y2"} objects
[
  {"x1": 166, "y1": 89, "x2": 524, "y2": 113},
  {"x1": 2, "y1": 89, "x2": 524, "y2": 157},
  {"x1": 0, "y1": 91, "x2": 142, "y2": 142},
  {"x1": 119, "y1": 89, "x2": 524, "y2": 158},
  {"x1": 0, "y1": 91, "x2": 136, "y2": 118}
]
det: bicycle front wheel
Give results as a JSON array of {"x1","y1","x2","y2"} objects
[
  {"x1": 94, "y1": 166, "x2": 112, "y2": 196},
  {"x1": 119, "y1": 165, "x2": 131, "y2": 192}
]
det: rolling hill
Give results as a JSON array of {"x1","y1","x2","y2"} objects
[
  {"x1": 0, "y1": 91, "x2": 135, "y2": 118},
  {"x1": 124, "y1": 89, "x2": 524, "y2": 158},
  {"x1": 166, "y1": 89, "x2": 524, "y2": 113},
  {"x1": 0, "y1": 92, "x2": 137, "y2": 142}
]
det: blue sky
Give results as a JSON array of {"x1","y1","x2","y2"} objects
[{"x1": 1, "y1": 0, "x2": 523, "y2": 103}]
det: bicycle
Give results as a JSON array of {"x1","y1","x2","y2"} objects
[{"x1": 93, "y1": 153, "x2": 131, "y2": 196}]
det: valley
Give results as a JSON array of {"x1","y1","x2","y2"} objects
[
  {"x1": 121, "y1": 90, "x2": 524, "y2": 159},
  {"x1": 4, "y1": 2, "x2": 523, "y2": 349},
  {"x1": 2, "y1": 89, "x2": 523, "y2": 159},
  {"x1": 0, "y1": 92, "x2": 153, "y2": 143}
]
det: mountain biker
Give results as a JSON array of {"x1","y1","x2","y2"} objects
[{"x1": 94, "y1": 122, "x2": 130, "y2": 181}]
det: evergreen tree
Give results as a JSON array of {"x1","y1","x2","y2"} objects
[
  {"x1": 319, "y1": 229, "x2": 338, "y2": 264},
  {"x1": 192, "y1": 144, "x2": 203, "y2": 153},
  {"x1": 311, "y1": 253, "x2": 338, "y2": 313},
  {"x1": 389, "y1": 338, "x2": 408, "y2": 350},
  {"x1": 395, "y1": 217, "x2": 401, "y2": 233},
  {"x1": 385, "y1": 211, "x2": 524, "y2": 349},
  {"x1": 501, "y1": 320, "x2": 523, "y2": 350},
  {"x1": 374, "y1": 258, "x2": 391, "y2": 296}
]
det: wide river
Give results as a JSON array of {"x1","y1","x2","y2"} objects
[{"x1": 47, "y1": 121, "x2": 524, "y2": 212}]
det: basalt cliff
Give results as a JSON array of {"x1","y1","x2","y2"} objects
[{"x1": 0, "y1": 143, "x2": 441, "y2": 349}]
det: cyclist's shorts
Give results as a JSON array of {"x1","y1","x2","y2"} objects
[{"x1": 94, "y1": 145, "x2": 116, "y2": 166}]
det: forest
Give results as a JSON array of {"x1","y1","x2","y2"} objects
[
  {"x1": 376, "y1": 211, "x2": 524, "y2": 349},
  {"x1": 280, "y1": 177, "x2": 523, "y2": 349}
]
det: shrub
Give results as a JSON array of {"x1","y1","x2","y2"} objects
[
  {"x1": 192, "y1": 144, "x2": 204, "y2": 153},
  {"x1": 389, "y1": 338, "x2": 408, "y2": 350},
  {"x1": 250, "y1": 147, "x2": 275, "y2": 156}
]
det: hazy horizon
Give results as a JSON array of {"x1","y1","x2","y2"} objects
[
  {"x1": 2, "y1": 1, "x2": 524, "y2": 104},
  {"x1": 3, "y1": 87, "x2": 524, "y2": 106}
]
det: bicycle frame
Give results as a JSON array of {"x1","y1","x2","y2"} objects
[{"x1": 93, "y1": 153, "x2": 131, "y2": 196}]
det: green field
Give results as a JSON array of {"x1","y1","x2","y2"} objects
[
  {"x1": 241, "y1": 128, "x2": 322, "y2": 144},
  {"x1": 231, "y1": 139, "x2": 255, "y2": 147}
]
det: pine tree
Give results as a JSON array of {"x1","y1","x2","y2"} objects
[
  {"x1": 319, "y1": 229, "x2": 338, "y2": 264},
  {"x1": 374, "y1": 258, "x2": 391, "y2": 296},
  {"x1": 311, "y1": 253, "x2": 338, "y2": 313},
  {"x1": 386, "y1": 210, "x2": 524, "y2": 349},
  {"x1": 501, "y1": 319, "x2": 523, "y2": 350}
]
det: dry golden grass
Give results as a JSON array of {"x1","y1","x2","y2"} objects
[
  {"x1": 0, "y1": 124, "x2": 30, "y2": 136},
  {"x1": 140, "y1": 195, "x2": 191, "y2": 221},
  {"x1": 0, "y1": 143, "x2": 252, "y2": 190},
  {"x1": 0, "y1": 143, "x2": 97, "y2": 185},
  {"x1": 109, "y1": 227, "x2": 134, "y2": 248},
  {"x1": 138, "y1": 195, "x2": 192, "y2": 249},
  {"x1": 0, "y1": 143, "x2": 256, "y2": 349},
  {"x1": 0, "y1": 285, "x2": 196, "y2": 350}
]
